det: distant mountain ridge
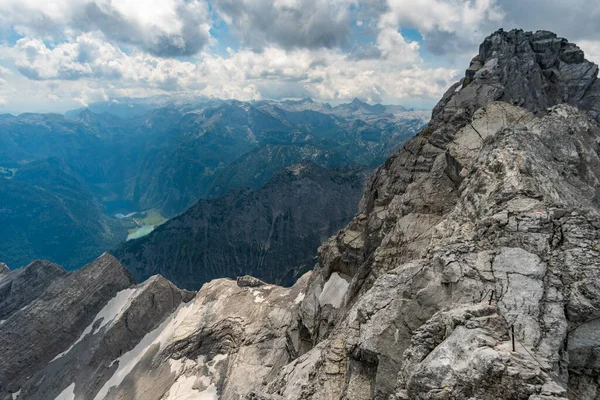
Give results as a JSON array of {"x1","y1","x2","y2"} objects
[
  {"x1": 0, "y1": 97, "x2": 427, "y2": 269},
  {"x1": 114, "y1": 161, "x2": 371, "y2": 289}
]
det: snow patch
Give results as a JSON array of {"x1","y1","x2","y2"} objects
[
  {"x1": 164, "y1": 375, "x2": 217, "y2": 400},
  {"x1": 52, "y1": 287, "x2": 140, "y2": 362},
  {"x1": 294, "y1": 292, "x2": 305, "y2": 304},
  {"x1": 249, "y1": 289, "x2": 265, "y2": 303},
  {"x1": 11, "y1": 389, "x2": 21, "y2": 400},
  {"x1": 55, "y1": 383, "x2": 75, "y2": 400},
  {"x1": 318, "y1": 272, "x2": 350, "y2": 308},
  {"x1": 0, "y1": 320, "x2": 5, "y2": 325},
  {"x1": 94, "y1": 300, "x2": 202, "y2": 400}
]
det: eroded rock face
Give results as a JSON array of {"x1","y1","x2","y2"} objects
[
  {"x1": 0, "y1": 260, "x2": 66, "y2": 321},
  {"x1": 0, "y1": 254, "x2": 135, "y2": 397},
  {"x1": 280, "y1": 29, "x2": 600, "y2": 399}
]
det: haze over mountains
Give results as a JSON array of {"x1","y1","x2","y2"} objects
[{"x1": 0, "y1": 97, "x2": 428, "y2": 270}]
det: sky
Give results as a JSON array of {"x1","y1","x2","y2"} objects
[{"x1": 0, "y1": 0, "x2": 600, "y2": 113}]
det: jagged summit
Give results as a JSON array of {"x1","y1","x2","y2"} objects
[
  {"x1": 2, "y1": 29, "x2": 600, "y2": 400},
  {"x1": 295, "y1": 28, "x2": 600, "y2": 398}
]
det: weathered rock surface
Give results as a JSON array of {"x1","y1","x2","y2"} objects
[
  {"x1": 0, "y1": 263, "x2": 9, "y2": 274},
  {"x1": 284, "y1": 29, "x2": 600, "y2": 399},
  {"x1": 3, "y1": 29, "x2": 600, "y2": 400},
  {"x1": 0, "y1": 253, "x2": 135, "y2": 397},
  {"x1": 0, "y1": 260, "x2": 66, "y2": 321}
]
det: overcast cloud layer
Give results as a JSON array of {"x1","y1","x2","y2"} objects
[{"x1": 0, "y1": 0, "x2": 599, "y2": 112}]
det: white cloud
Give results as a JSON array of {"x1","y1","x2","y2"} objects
[
  {"x1": 379, "y1": 0, "x2": 504, "y2": 55},
  {"x1": 0, "y1": 0, "x2": 212, "y2": 56},
  {"x1": 1, "y1": 0, "x2": 600, "y2": 112},
  {"x1": 211, "y1": 0, "x2": 355, "y2": 50},
  {"x1": 0, "y1": 31, "x2": 456, "y2": 110},
  {"x1": 576, "y1": 40, "x2": 600, "y2": 65}
]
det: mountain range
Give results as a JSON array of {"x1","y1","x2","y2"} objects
[{"x1": 0, "y1": 98, "x2": 428, "y2": 270}]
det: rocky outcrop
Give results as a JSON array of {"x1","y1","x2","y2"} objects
[
  {"x1": 115, "y1": 162, "x2": 371, "y2": 290},
  {"x1": 283, "y1": 29, "x2": 600, "y2": 399},
  {"x1": 0, "y1": 253, "x2": 135, "y2": 396},
  {"x1": 0, "y1": 263, "x2": 8, "y2": 274},
  {"x1": 0, "y1": 254, "x2": 308, "y2": 400},
  {"x1": 9, "y1": 274, "x2": 194, "y2": 400},
  {"x1": 0, "y1": 260, "x2": 66, "y2": 321}
]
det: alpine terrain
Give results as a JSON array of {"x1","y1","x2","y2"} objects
[{"x1": 1, "y1": 29, "x2": 600, "y2": 400}]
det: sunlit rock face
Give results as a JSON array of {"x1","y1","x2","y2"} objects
[{"x1": 2, "y1": 29, "x2": 600, "y2": 400}]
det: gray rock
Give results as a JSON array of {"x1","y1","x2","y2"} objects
[
  {"x1": 0, "y1": 263, "x2": 8, "y2": 274},
  {"x1": 237, "y1": 275, "x2": 267, "y2": 287},
  {"x1": 13, "y1": 275, "x2": 194, "y2": 400},
  {"x1": 0, "y1": 253, "x2": 134, "y2": 396},
  {"x1": 0, "y1": 260, "x2": 66, "y2": 321}
]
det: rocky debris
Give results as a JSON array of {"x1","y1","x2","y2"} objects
[
  {"x1": 237, "y1": 275, "x2": 267, "y2": 287},
  {"x1": 0, "y1": 260, "x2": 66, "y2": 321},
  {"x1": 0, "y1": 253, "x2": 134, "y2": 396}
]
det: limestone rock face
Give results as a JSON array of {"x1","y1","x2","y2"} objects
[
  {"x1": 0, "y1": 253, "x2": 135, "y2": 397},
  {"x1": 284, "y1": 29, "x2": 600, "y2": 399}
]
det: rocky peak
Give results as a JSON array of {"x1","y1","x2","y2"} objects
[
  {"x1": 432, "y1": 29, "x2": 599, "y2": 136},
  {"x1": 0, "y1": 253, "x2": 134, "y2": 392},
  {"x1": 289, "y1": 29, "x2": 600, "y2": 399},
  {"x1": 0, "y1": 262, "x2": 9, "y2": 274}
]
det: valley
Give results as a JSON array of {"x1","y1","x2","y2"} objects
[{"x1": 0, "y1": 98, "x2": 428, "y2": 270}]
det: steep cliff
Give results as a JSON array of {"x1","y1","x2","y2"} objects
[{"x1": 289, "y1": 29, "x2": 600, "y2": 399}]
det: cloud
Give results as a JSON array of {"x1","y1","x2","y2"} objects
[
  {"x1": 0, "y1": 0, "x2": 212, "y2": 57},
  {"x1": 378, "y1": 0, "x2": 504, "y2": 56},
  {"x1": 1, "y1": 30, "x2": 456, "y2": 109},
  {"x1": 211, "y1": 0, "x2": 355, "y2": 50},
  {"x1": 578, "y1": 40, "x2": 600, "y2": 65},
  {"x1": 6, "y1": 33, "x2": 199, "y2": 90},
  {"x1": 2, "y1": 0, "x2": 600, "y2": 113},
  {"x1": 498, "y1": 0, "x2": 600, "y2": 43}
]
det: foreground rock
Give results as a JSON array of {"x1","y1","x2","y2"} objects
[
  {"x1": 285, "y1": 29, "x2": 600, "y2": 399},
  {"x1": 0, "y1": 253, "x2": 309, "y2": 400}
]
